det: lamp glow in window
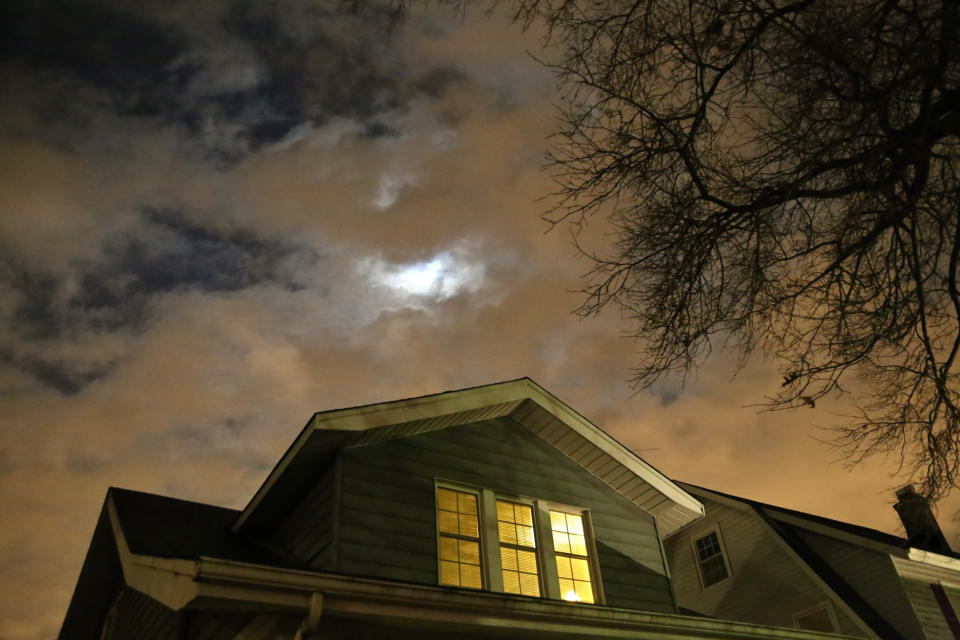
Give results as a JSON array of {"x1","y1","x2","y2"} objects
[
  {"x1": 551, "y1": 510, "x2": 594, "y2": 603},
  {"x1": 437, "y1": 488, "x2": 482, "y2": 589},
  {"x1": 496, "y1": 500, "x2": 540, "y2": 596}
]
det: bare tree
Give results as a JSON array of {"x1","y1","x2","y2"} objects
[{"x1": 516, "y1": 0, "x2": 960, "y2": 499}]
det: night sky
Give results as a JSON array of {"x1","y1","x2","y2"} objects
[{"x1": 1, "y1": 1, "x2": 957, "y2": 638}]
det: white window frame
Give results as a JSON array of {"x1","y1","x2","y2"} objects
[
  {"x1": 792, "y1": 600, "x2": 840, "y2": 632},
  {"x1": 434, "y1": 479, "x2": 604, "y2": 604},
  {"x1": 689, "y1": 523, "x2": 733, "y2": 590}
]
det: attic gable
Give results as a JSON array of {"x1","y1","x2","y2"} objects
[{"x1": 234, "y1": 378, "x2": 703, "y2": 536}]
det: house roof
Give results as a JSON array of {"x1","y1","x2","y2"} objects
[
  {"x1": 108, "y1": 487, "x2": 300, "y2": 566},
  {"x1": 680, "y1": 482, "x2": 908, "y2": 550},
  {"x1": 677, "y1": 483, "x2": 913, "y2": 640},
  {"x1": 234, "y1": 378, "x2": 704, "y2": 536}
]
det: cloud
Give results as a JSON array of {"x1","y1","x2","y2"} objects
[
  {"x1": 0, "y1": 0, "x2": 469, "y2": 163},
  {"x1": 0, "y1": 208, "x2": 320, "y2": 393},
  {"x1": 358, "y1": 244, "x2": 489, "y2": 310}
]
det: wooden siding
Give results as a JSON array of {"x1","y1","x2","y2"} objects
[
  {"x1": 270, "y1": 456, "x2": 340, "y2": 570},
  {"x1": 791, "y1": 527, "x2": 923, "y2": 640},
  {"x1": 325, "y1": 417, "x2": 674, "y2": 612},
  {"x1": 665, "y1": 497, "x2": 865, "y2": 636},
  {"x1": 102, "y1": 587, "x2": 257, "y2": 640},
  {"x1": 892, "y1": 557, "x2": 960, "y2": 640},
  {"x1": 104, "y1": 587, "x2": 179, "y2": 640}
]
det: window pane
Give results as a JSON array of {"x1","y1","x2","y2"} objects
[
  {"x1": 459, "y1": 540, "x2": 480, "y2": 565},
  {"x1": 458, "y1": 492, "x2": 477, "y2": 513},
  {"x1": 574, "y1": 580, "x2": 594, "y2": 604},
  {"x1": 566, "y1": 514, "x2": 584, "y2": 535},
  {"x1": 701, "y1": 555, "x2": 728, "y2": 586},
  {"x1": 438, "y1": 510, "x2": 459, "y2": 534},
  {"x1": 437, "y1": 488, "x2": 458, "y2": 512},
  {"x1": 551, "y1": 511, "x2": 568, "y2": 532},
  {"x1": 571, "y1": 558, "x2": 590, "y2": 581},
  {"x1": 503, "y1": 570, "x2": 521, "y2": 594},
  {"x1": 553, "y1": 530, "x2": 571, "y2": 553},
  {"x1": 497, "y1": 500, "x2": 515, "y2": 522},
  {"x1": 500, "y1": 547, "x2": 517, "y2": 571},
  {"x1": 517, "y1": 525, "x2": 536, "y2": 547},
  {"x1": 498, "y1": 520, "x2": 517, "y2": 544},
  {"x1": 439, "y1": 537, "x2": 458, "y2": 561},
  {"x1": 520, "y1": 572, "x2": 541, "y2": 597},
  {"x1": 460, "y1": 563, "x2": 482, "y2": 589},
  {"x1": 459, "y1": 513, "x2": 479, "y2": 537},
  {"x1": 517, "y1": 549, "x2": 538, "y2": 574},
  {"x1": 559, "y1": 578, "x2": 576, "y2": 598},
  {"x1": 796, "y1": 608, "x2": 834, "y2": 632},
  {"x1": 570, "y1": 534, "x2": 587, "y2": 556},
  {"x1": 440, "y1": 560, "x2": 459, "y2": 586},
  {"x1": 515, "y1": 504, "x2": 533, "y2": 526},
  {"x1": 556, "y1": 555, "x2": 572, "y2": 578}
]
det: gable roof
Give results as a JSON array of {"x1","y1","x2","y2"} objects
[
  {"x1": 677, "y1": 483, "x2": 915, "y2": 640},
  {"x1": 681, "y1": 483, "x2": 908, "y2": 551},
  {"x1": 109, "y1": 488, "x2": 302, "y2": 566},
  {"x1": 234, "y1": 378, "x2": 704, "y2": 536}
]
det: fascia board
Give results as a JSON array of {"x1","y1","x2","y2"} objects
[
  {"x1": 763, "y1": 511, "x2": 906, "y2": 557},
  {"x1": 236, "y1": 377, "x2": 701, "y2": 532},
  {"x1": 106, "y1": 495, "x2": 200, "y2": 610},
  {"x1": 906, "y1": 548, "x2": 960, "y2": 572},
  {"x1": 516, "y1": 379, "x2": 703, "y2": 519},
  {"x1": 188, "y1": 557, "x2": 861, "y2": 640}
]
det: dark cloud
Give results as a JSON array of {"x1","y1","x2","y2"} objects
[
  {"x1": 4, "y1": 207, "x2": 320, "y2": 340},
  {"x1": 1, "y1": 0, "x2": 467, "y2": 162},
  {"x1": 0, "y1": 209, "x2": 319, "y2": 393},
  {"x1": 0, "y1": 347, "x2": 113, "y2": 395}
]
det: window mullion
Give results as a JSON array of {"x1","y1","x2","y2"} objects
[
  {"x1": 480, "y1": 489, "x2": 504, "y2": 592},
  {"x1": 535, "y1": 500, "x2": 561, "y2": 599}
]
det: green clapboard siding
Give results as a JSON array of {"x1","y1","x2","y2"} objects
[
  {"x1": 106, "y1": 587, "x2": 179, "y2": 640},
  {"x1": 271, "y1": 458, "x2": 339, "y2": 570},
  {"x1": 335, "y1": 417, "x2": 674, "y2": 613}
]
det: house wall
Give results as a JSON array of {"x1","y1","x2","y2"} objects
[
  {"x1": 892, "y1": 556, "x2": 960, "y2": 640},
  {"x1": 664, "y1": 496, "x2": 865, "y2": 635},
  {"x1": 275, "y1": 417, "x2": 675, "y2": 613},
  {"x1": 791, "y1": 527, "x2": 924, "y2": 640},
  {"x1": 101, "y1": 587, "x2": 255, "y2": 640},
  {"x1": 270, "y1": 457, "x2": 340, "y2": 571}
]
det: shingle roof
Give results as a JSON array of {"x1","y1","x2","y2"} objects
[
  {"x1": 679, "y1": 482, "x2": 908, "y2": 549},
  {"x1": 109, "y1": 487, "x2": 306, "y2": 569}
]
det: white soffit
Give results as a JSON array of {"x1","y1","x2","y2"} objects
[{"x1": 238, "y1": 378, "x2": 703, "y2": 536}]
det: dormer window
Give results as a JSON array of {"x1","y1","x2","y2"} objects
[
  {"x1": 435, "y1": 483, "x2": 601, "y2": 603},
  {"x1": 691, "y1": 527, "x2": 731, "y2": 588},
  {"x1": 437, "y1": 487, "x2": 483, "y2": 589}
]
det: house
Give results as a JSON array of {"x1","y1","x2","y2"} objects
[
  {"x1": 60, "y1": 378, "x2": 857, "y2": 639},
  {"x1": 664, "y1": 482, "x2": 960, "y2": 639}
]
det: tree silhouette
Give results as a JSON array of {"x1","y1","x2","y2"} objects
[{"x1": 517, "y1": 0, "x2": 960, "y2": 499}]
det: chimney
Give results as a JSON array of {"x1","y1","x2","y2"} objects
[{"x1": 894, "y1": 485, "x2": 952, "y2": 555}]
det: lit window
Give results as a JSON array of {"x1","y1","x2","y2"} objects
[
  {"x1": 550, "y1": 510, "x2": 595, "y2": 603},
  {"x1": 497, "y1": 500, "x2": 540, "y2": 596},
  {"x1": 437, "y1": 487, "x2": 483, "y2": 589},
  {"x1": 693, "y1": 530, "x2": 729, "y2": 588},
  {"x1": 435, "y1": 485, "x2": 600, "y2": 603}
]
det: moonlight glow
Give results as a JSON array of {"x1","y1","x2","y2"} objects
[{"x1": 362, "y1": 250, "x2": 485, "y2": 301}]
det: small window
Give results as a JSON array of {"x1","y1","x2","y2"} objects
[
  {"x1": 551, "y1": 510, "x2": 595, "y2": 603},
  {"x1": 436, "y1": 487, "x2": 483, "y2": 589},
  {"x1": 793, "y1": 602, "x2": 839, "y2": 632},
  {"x1": 692, "y1": 529, "x2": 729, "y2": 588}
]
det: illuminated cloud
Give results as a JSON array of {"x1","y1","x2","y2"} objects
[{"x1": 360, "y1": 247, "x2": 486, "y2": 303}]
